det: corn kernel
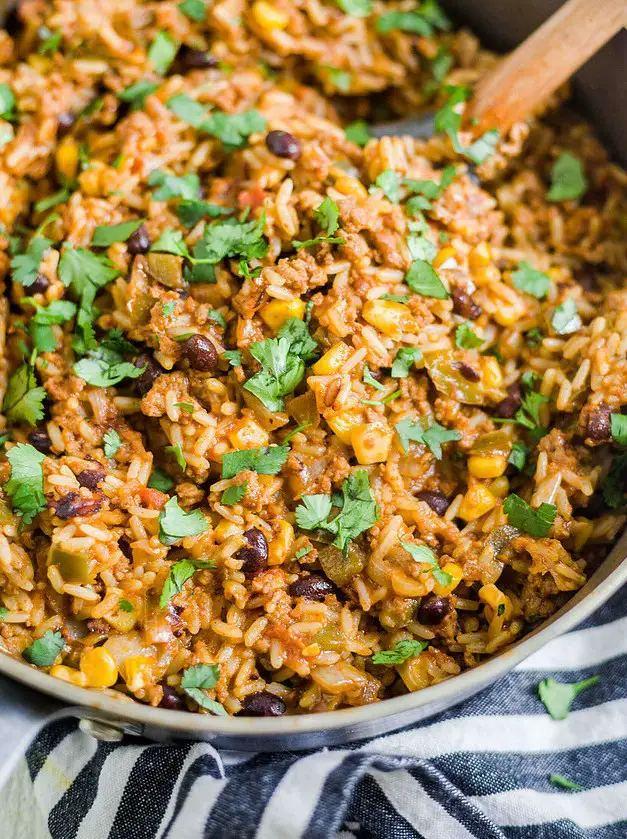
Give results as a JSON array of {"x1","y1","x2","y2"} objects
[
  {"x1": 572, "y1": 518, "x2": 594, "y2": 551},
  {"x1": 334, "y1": 175, "x2": 368, "y2": 199},
  {"x1": 259, "y1": 298, "x2": 306, "y2": 332},
  {"x1": 78, "y1": 166, "x2": 104, "y2": 197},
  {"x1": 228, "y1": 417, "x2": 269, "y2": 450},
  {"x1": 433, "y1": 246, "x2": 457, "y2": 269},
  {"x1": 481, "y1": 357, "x2": 503, "y2": 389},
  {"x1": 489, "y1": 476, "x2": 509, "y2": 498},
  {"x1": 397, "y1": 653, "x2": 430, "y2": 691},
  {"x1": 55, "y1": 136, "x2": 79, "y2": 183},
  {"x1": 269, "y1": 519, "x2": 294, "y2": 565},
  {"x1": 492, "y1": 293, "x2": 526, "y2": 327},
  {"x1": 301, "y1": 642, "x2": 321, "y2": 657},
  {"x1": 80, "y1": 647, "x2": 118, "y2": 688},
  {"x1": 351, "y1": 422, "x2": 393, "y2": 464},
  {"x1": 458, "y1": 484, "x2": 497, "y2": 521},
  {"x1": 215, "y1": 519, "x2": 243, "y2": 542},
  {"x1": 473, "y1": 264, "x2": 501, "y2": 286},
  {"x1": 252, "y1": 1, "x2": 289, "y2": 29},
  {"x1": 362, "y1": 300, "x2": 414, "y2": 340},
  {"x1": 50, "y1": 665, "x2": 88, "y2": 688},
  {"x1": 468, "y1": 454, "x2": 507, "y2": 479},
  {"x1": 313, "y1": 342, "x2": 350, "y2": 375},
  {"x1": 479, "y1": 583, "x2": 512, "y2": 620},
  {"x1": 468, "y1": 242, "x2": 492, "y2": 273},
  {"x1": 390, "y1": 569, "x2": 425, "y2": 597},
  {"x1": 326, "y1": 408, "x2": 362, "y2": 444},
  {"x1": 433, "y1": 561, "x2": 464, "y2": 596},
  {"x1": 105, "y1": 606, "x2": 135, "y2": 633},
  {"x1": 28, "y1": 55, "x2": 51, "y2": 74},
  {"x1": 120, "y1": 654, "x2": 154, "y2": 692}
]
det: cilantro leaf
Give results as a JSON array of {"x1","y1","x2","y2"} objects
[
  {"x1": 167, "y1": 93, "x2": 207, "y2": 127},
  {"x1": 74, "y1": 344, "x2": 145, "y2": 388},
  {"x1": 11, "y1": 236, "x2": 53, "y2": 288},
  {"x1": 21, "y1": 298, "x2": 76, "y2": 353},
  {"x1": 4, "y1": 443, "x2": 47, "y2": 525},
  {"x1": 407, "y1": 234, "x2": 437, "y2": 263},
  {"x1": 3, "y1": 360, "x2": 46, "y2": 426},
  {"x1": 58, "y1": 245, "x2": 119, "y2": 300},
  {"x1": 503, "y1": 494, "x2": 557, "y2": 537},
  {"x1": 148, "y1": 169, "x2": 201, "y2": 201},
  {"x1": 22, "y1": 630, "x2": 65, "y2": 667},
  {"x1": 179, "y1": 0, "x2": 206, "y2": 20},
  {"x1": 603, "y1": 453, "x2": 627, "y2": 509},
  {"x1": 405, "y1": 260, "x2": 448, "y2": 298},
  {"x1": 160, "y1": 558, "x2": 214, "y2": 608},
  {"x1": 549, "y1": 774, "x2": 584, "y2": 791},
  {"x1": 510, "y1": 376, "x2": 548, "y2": 432},
  {"x1": 507, "y1": 441, "x2": 529, "y2": 471},
  {"x1": 400, "y1": 539, "x2": 452, "y2": 587},
  {"x1": 119, "y1": 599, "x2": 133, "y2": 613},
  {"x1": 455, "y1": 129, "x2": 499, "y2": 165},
  {"x1": 103, "y1": 429, "x2": 122, "y2": 458},
  {"x1": 165, "y1": 443, "x2": 186, "y2": 470},
  {"x1": 337, "y1": 0, "x2": 372, "y2": 17},
  {"x1": 552, "y1": 298, "x2": 582, "y2": 335},
  {"x1": 38, "y1": 28, "x2": 62, "y2": 56},
  {"x1": 221, "y1": 482, "x2": 248, "y2": 505},
  {"x1": 371, "y1": 639, "x2": 427, "y2": 665},
  {"x1": 92, "y1": 220, "x2": 144, "y2": 247},
  {"x1": 177, "y1": 200, "x2": 232, "y2": 228},
  {"x1": 119, "y1": 80, "x2": 159, "y2": 110},
  {"x1": 148, "y1": 468, "x2": 175, "y2": 493},
  {"x1": 201, "y1": 214, "x2": 268, "y2": 264},
  {"x1": 0, "y1": 84, "x2": 15, "y2": 119},
  {"x1": 434, "y1": 84, "x2": 469, "y2": 140},
  {"x1": 277, "y1": 317, "x2": 318, "y2": 362},
  {"x1": 455, "y1": 321, "x2": 483, "y2": 349},
  {"x1": 395, "y1": 418, "x2": 461, "y2": 458},
  {"x1": 221, "y1": 445, "x2": 289, "y2": 479},
  {"x1": 611, "y1": 414, "x2": 627, "y2": 445},
  {"x1": 391, "y1": 347, "x2": 422, "y2": 378},
  {"x1": 546, "y1": 152, "x2": 587, "y2": 202},
  {"x1": 376, "y1": 10, "x2": 433, "y2": 36},
  {"x1": 363, "y1": 365, "x2": 385, "y2": 391},
  {"x1": 223, "y1": 349, "x2": 242, "y2": 367},
  {"x1": 345, "y1": 120, "x2": 371, "y2": 146},
  {"x1": 244, "y1": 337, "x2": 305, "y2": 411},
  {"x1": 158, "y1": 496, "x2": 209, "y2": 546},
  {"x1": 34, "y1": 188, "x2": 71, "y2": 213},
  {"x1": 181, "y1": 664, "x2": 226, "y2": 715},
  {"x1": 295, "y1": 494, "x2": 333, "y2": 531},
  {"x1": 537, "y1": 675, "x2": 599, "y2": 720},
  {"x1": 512, "y1": 262, "x2": 551, "y2": 300},
  {"x1": 148, "y1": 31, "x2": 178, "y2": 75},
  {"x1": 292, "y1": 235, "x2": 345, "y2": 250},
  {"x1": 372, "y1": 169, "x2": 401, "y2": 203},
  {"x1": 322, "y1": 66, "x2": 351, "y2": 92},
  {"x1": 200, "y1": 110, "x2": 266, "y2": 150},
  {"x1": 313, "y1": 197, "x2": 340, "y2": 236}
]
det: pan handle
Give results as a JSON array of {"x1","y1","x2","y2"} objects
[{"x1": 0, "y1": 673, "x2": 70, "y2": 789}]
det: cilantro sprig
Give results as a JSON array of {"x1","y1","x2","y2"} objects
[
  {"x1": 160, "y1": 558, "x2": 215, "y2": 607},
  {"x1": 23, "y1": 630, "x2": 65, "y2": 667},
  {"x1": 371, "y1": 639, "x2": 428, "y2": 665},
  {"x1": 158, "y1": 496, "x2": 209, "y2": 545},
  {"x1": 537, "y1": 675, "x2": 599, "y2": 720},
  {"x1": 221, "y1": 446, "x2": 289, "y2": 480},
  {"x1": 3, "y1": 443, "x2": 47, "y2": 526},
  {"x1": 502, "y1": 494, "x2": 556, "y2": 537},
  {"x1": 180, "y1": 664, "x2": 226, "y2": 715},
  {"x1": 400, "y1": 539, "x2": 452, "y2": 587}
]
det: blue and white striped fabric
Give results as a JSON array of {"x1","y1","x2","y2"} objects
[{"x1": 21, "y1": 586, "x2": 627, "y2": 839}]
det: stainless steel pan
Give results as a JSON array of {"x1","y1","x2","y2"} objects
[{"x1": 0, "y1": 0, "x2": 625, "y2": 783}]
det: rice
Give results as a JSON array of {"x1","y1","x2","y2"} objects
[{"x1": 0, "y1": 0, "x2": 623, "y2": 717}]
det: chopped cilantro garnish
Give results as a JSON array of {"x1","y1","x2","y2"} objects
[
  {"x1": 283, "y1": 422, "x2": 312, "y2": 443},
  {"x1": 221, "y1": 483, "x2": 248, "y2": 506},
  {"x1": 457, "y1": 129, "x2": 499, "y2": 165},
  {"x1": 22, "y1": 298, "x2": 76, "y2": 353},
  {"x1": 222, "y1": 349, "x2": 242, "y2": 367},
  {"x1": 3, "y1": 443, "x2": 47, "y2": 526},
  {"x1": 221, "y1": 445, "x2": 289, "y2": 480},
  {"x1": 391, "y1": 347, "x2": 422, "y2": 378},
  {"x1": 537, "y1": 675, "x2": 599, "y2": 720},
  {"x1": 92, "y1": 220, "x2": 144, "y2": 247},
  {"x1": 178, "y1": 0, "x2": 206, "y2": 20},
  {"x1": 34, "y1": 188, "x2": 71, "y2": 213},
  {"x1": 149, "y1": 169, "x2": 201, "y2": 201},
  {"x1": 549, "y1": 774, "x2": 584, "y2": 791},
  {"x1": 552, "y1": 298, "x2": 582, "y2": 335},
  {"x1": 525, "y1": 327, "x2": 543, "y2": 347},
  {"x1": 361, "y1": 389, "x2": 401, "y2": 406},
  {"x1": 208, "y1": 309, "x2": 226, "y2": 328},
  {"x1": 546, "y1": 152, "x2": 587, "y2": 202},
  {"x1": 295, "y1": 470, "x2": 379, "y2": 552},
  {"x1": 10, "y1": 235, "x2": 53, "y2": 288},
  {"x1": 512, "y1": 261, "x2": 551, "y2": 300},
  {"x1": 181, "y1": 664, "x2": 226, "y2": 715},
  {"x1": 118, "y1": 80, "x2": 159, "y2": 110},
  {"x1": 119, "y1": 599, "x2": 133, "y2": 613},
  {"x1": 148, "y1": 31, "x2": 178, "y2": 75},
  {"x1": 292, "y1": 235, "x2": 345, "y2": 250},
  {"x1": 148, "y1": 468, "x2": 175, "y2": 493},
  {"x1": 455, "y1": 321, "x2": 483, "y2": 349},
  {"x1": 314, "y1": 197, "x2": 340, "y2": 236},
  {"x1": 372, "y1": 169, "x2": 401, "y2": 203},
  {"x1": 507, "y1": 441, "x2": 529, "y2": 472},
  {"x1": 162, "y1": 302, "x2": 176, "y2": 318},
  {"x1": 103, "y1": 429, "x2": 122, "y2": 458},
  {"x1": 611, "y1": 414, "x2": 627, "y2": 445},
  {"x1": 23, "y1": 630, "x2": 65, "y2": 667},
  {"x1": 202, "y1": 110, "x2": 266, "y2": 150},
  {"x1": 381, "y1": 294, "x2": 409, "y2": 303},
  {"x1": 160, "y1": 558, "x2": 214, "y2": 608},
  {"x1": 376, "y1": 10, "x2": 433, "y2": 36},
  {"x1": 405, "y1": 260, "x2": 448, "y2": 298},
  {"x1": 2, "y1": 358, "x2": 46, "y2": 426},
  {"x1": 294, "y1": 546, "x2": 312, "y2": 560},
  {"x1": 336, "y1": 0, "x2": 372, "y2": 17},
  {"x1": 502, "y1": 494, "x2": 556, "y2": 537},
  {"x1": 345, "y1": 120, "x2": 372, "y2": 146},
  {"x1": 158, "y1": 496, "x2": 208, "y2": 546},
  {"x1": 371, "y1": 639, "x2": 428, "y2": 665},
  {"x1": 175, "y1": 402, "x2": 194, "y2": 413},
  {"x1": 363, "y1": 365, "x2": 385, "y2": 391},
  {"x1": 407, "y1": 234, "x2": 437, "y2": 263},
  {"x1": 74, "y1": 341, "x2": 145, "y2": 388},
  {"x1": 395, "y1": 417, "x2": 461, "y2": 458},
  {"x1": 165, "y1": 443, "x2": 186, "y2": 470},
  {"x1": 400, "y1": 539, "x2": 452, "y2": 587},
  {"x1": 322, "y1": 66, "x2": 351, "y2": 92},
  {"x1": 38, "y1": 28, "x2": 62, "y2": 56},
  {"x1": 177, "y1": 200, "x2": 231, "y2": 228},
  {"x1": 603, "y1": 453, "x2": 627, "y2": 509}
]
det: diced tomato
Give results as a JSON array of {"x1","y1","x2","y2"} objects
[{"x1": 138, "y1": 487, "x2": 167, "y2": 509}]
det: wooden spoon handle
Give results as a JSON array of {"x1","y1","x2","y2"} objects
[{"x1": 466, "y1": 0, "x2": 627, "y2": 135}]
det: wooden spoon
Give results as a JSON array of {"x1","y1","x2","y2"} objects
[{"x1": 371, "y1": 0, "x2": 626, "y2": 141}]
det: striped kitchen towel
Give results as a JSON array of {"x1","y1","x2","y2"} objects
[{"x1": 19, "y1": 584, "x2": 627, "y2": 839}]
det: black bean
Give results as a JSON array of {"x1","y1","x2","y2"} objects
[
  {"x1": 159, "y1": 684, "x2": 187, "y2": 711},
  {"x1": 587, "y1": 403, "x2": 611, "y2": 441},
  {"x1": 28, "y1": 274, "x2": 50, "y2": 294},
  {"x1": 240, "y1": 690, "x2": 286, "y2": 717},
  {"x1": 76, "y1": 466, "x2": 105, "y2": 490},
  {"x1": 57, "y1": 112, "x2": 76, "y2": 137},
  {"x1": 453, "y1": 361, "x2": 480, "y2": 382},
  {"x1": 452, "y1": 288, "x2": 482, "y2": 320},
  {"x1": 180, "y1": 334, "x2": 218, "y2": 372},
  {"x1": 134, "y1": 354, "x2": 164, "y2": 396},
  {"x1": 182, "y1": 48, "x2": 218, "y2": 70},
  {"x1": 494, "y1": 383, "x2": 522, "y2": 419},
  {"x1": 574, "y1": 266, "x2": 598, "y2": 292},
  {"x1": 265, "y1": 130, "x2": 302, "y2": 161},
  {"x1": 118, "y1": 537, "x2": 132, "y2": 559},
  {"x1": 417, "y1": 490, "x2": 450, "y2": 517},
  {"x1": 28, "y1": 430, "x2": 52, "y2": 454},
  {"x1": 50, "y1": 492, "x2": 102, "y2": 519},
  {"x1": 126, "y1": 224, "x2": 151, "y2": 255},
  {"x1": 288, "y1": 574, "x2": 334, "y2": 602},
  {"x1": 237, "y1": 528, "x2": 269, "y2": 576},
  {"x1": 417, "y1": 593, "x2": 450, "y2": 626},
  {"x1": 466, "y1": 164, "x2": 481, "y2": 186}
]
